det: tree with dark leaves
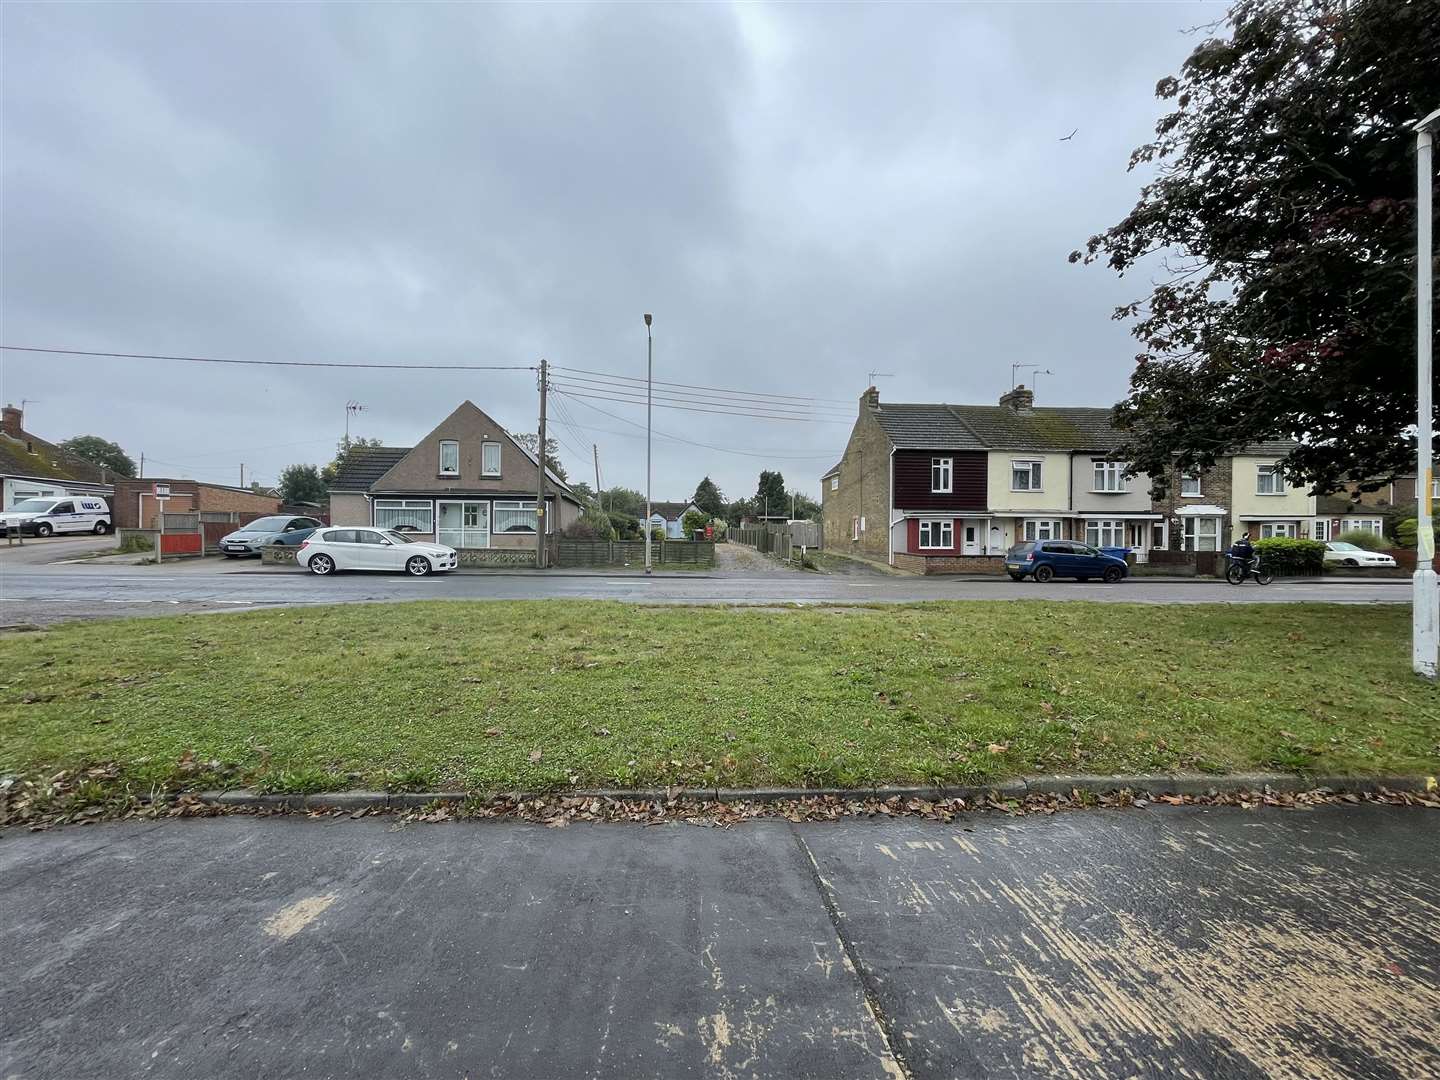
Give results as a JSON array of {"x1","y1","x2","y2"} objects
[
  {"x1": 691, "y1": 476, "x2": 725, "y2": 518},
  {"x1": 278, "y1": 463, "x2": 327, "y2": 506},
  {"x1": 755, "y1": 470, "x2": 786, "y2": 516},
  {"x1": 58, "y1": 435, "x2": 135, "y2": 477},
  {"x1": 1073, "y1": 0, "x2": 1439, "y2": 495}
]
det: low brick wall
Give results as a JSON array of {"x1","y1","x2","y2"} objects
[
  {"x1": 262, "y1": 545, "x2": 298, "y2": 565},
  {"x1": 459, "y1": 549, "x2": 535, "y2": 567},
  {"x1": 553, "y1": 540, "x2": 714, "y2": 568},
  {"x1": 893, "y1": 553, "x2": 1006, "y2": 575}
]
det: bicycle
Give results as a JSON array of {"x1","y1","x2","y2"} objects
[{"x1": 1224, "y1": 552, "x2": 1272, "y2": 586}]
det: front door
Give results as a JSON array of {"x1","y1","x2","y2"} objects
[
  {"x1": 438, "y1": 501, "x2": 490, "y2": 549},
  {"x1": 962, "y1": 522, "x2": 981, "y2": 555}
]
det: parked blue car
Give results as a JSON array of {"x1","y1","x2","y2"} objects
[{"x1": 1005, "y1": 540, "x2": 1129, "y2": 583}]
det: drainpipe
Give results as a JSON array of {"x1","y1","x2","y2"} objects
[{"x1": 888, "y1": 447, "x2": 897, "y2": 565}]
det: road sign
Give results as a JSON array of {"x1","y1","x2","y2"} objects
[{"x1": 153, "y1": 482, "x2": 170, "y2": 498}]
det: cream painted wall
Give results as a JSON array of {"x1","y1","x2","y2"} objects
[
  {"x1": 328, "y1": 493, "x2": 370, "y2": 526},
  {"x1": 986, "y1": 452, "x2": 1071, "y2": 514},
  {"x1": 1230, "y1": 456, "x2": 1315, "y2": 529},
  {"x1": 1069, "y1": 456, "x2": 1153, "y2": 512}
]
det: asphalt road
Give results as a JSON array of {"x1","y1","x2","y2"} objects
[
  {"x1": 2, "y1": 806, "x2": 1435, "y2": 1079},
  {"x1": 0, "y1": 558, "x2": 1420, "y2": 626}
]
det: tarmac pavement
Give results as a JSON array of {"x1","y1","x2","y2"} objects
[{"x1": 1, "y1": 805, "x2": 1435, "y2": 1079}]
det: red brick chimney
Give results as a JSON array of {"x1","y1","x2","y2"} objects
[{"x1": 1, "y1": 404, "x2": 22, "y2": 438}]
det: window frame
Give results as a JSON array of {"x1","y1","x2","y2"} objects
[
  {"x1": 1010, "y1": 459, "x2": 1043, "y2": 492},
  {"x1": 373, "y1": 499, "x2": 435, "y2": 535},
  {"x1": 439, "y1": 439, "x2": 460, "y2": 477},
  {"x1": 1337, "y1": 518, "x2": 1383, "y2": 537},
  {"x1": 1022, "y1": 519, "x2": 1059, "y2": 542},
  {"x1": 829, "y1": 475, "x2": 838, "y2": 491},
  {"x1": 1259, "y1": 522, "x2": 1298, "y2": 539},
  {"x1": 851, "y1": 515, "x2": 859, "y2": 541},
  {"x1": 1256, "y1": 463, "x2": 1283, "y2": 495},
  {"x1": 1182, "y1": 516, "x2": 1221, "y2": 552},
  {"x1": 1084, "y1": 519, "x2": 1125, "y2": 548},
  {"x1": 1180, "y1": 472, "x2": 1202, "y2": 498},
  {"x1": 1091, "y1": 460, "x2": 1126, "y2": 493},
  {"x1": 481, "y1": 441, "x2": 501, "y2": 478},
  {"x1": 493, "y1": 499, "x2": 539, "y2": 534},
  {"x1": 930, "y1": 457, "x2": 953, "y2": 494},
  {"x1": 1312, "y1": 519, "x2": 1330, "y2": 542},
  {"x1": 918, "y1": 519, "x2": 954, "y2": 550}
]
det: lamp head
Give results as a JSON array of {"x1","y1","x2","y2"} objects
[{"x1": 643, "y1": 313, "x2": 652, "y2": 327}]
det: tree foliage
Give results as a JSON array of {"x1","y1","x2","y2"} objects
[
  {"x1": 509, "y1": 432, "x2": 568, "y2": 482},
  {"x1": 322, "y1": 437, "x2": 383, "y2": 486},
  {"x1": 1074, "y1": 0, "x2": 1439, "y2": 495},
  {"x1": 755, "y1": 470, "x2": 786, "y2": 515},
  {"x1": 692, "y1": 476, "x2": 725, "y2": 517},
  {"x1": 681, "y1": 509, "x2": 708, "y2": 535},
  {"x1": 788, "y1": 491, "x2": 821, "y2": 521},
  {"x1": 278, "y1": 463, "x2": 328, "y2": 506},
  {"x1": 599, "y1": 487, "x2": 646, "y2": 519},
  {"x1": 58, "y1": 435, "x2": 135, "y2": 477}
]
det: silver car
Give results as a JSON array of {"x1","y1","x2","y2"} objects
[{"x1": 219, "y1": 515, "x2": 323, "y2": 557}]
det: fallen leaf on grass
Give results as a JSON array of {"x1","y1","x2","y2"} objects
[
  {"x1": 987, "y1": 743, "x2": 1009, "y2": 755},
  {"x1": 528, "y1": 749, "x2": 543, "y2": 763},
  {"x1": 483, "y1": 727, "x2": 503, "y2": 737}
]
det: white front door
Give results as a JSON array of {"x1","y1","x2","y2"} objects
[{"x1": 962, "y1": 521, "x2": 981, "y2": 555}]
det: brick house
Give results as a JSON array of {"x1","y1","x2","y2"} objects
[
  {"x1": 110, "y1": 477, "x2": 281, "y2": 530},
  {"x1": 1, "y1": 403, "x2": 116, "y2": 509},
  {"x1": 328, "y1": 401, "x2": 582, "y2": 558},
  {"x1": 821, "y1": 385, "x2": 1309, "y2": 572}
]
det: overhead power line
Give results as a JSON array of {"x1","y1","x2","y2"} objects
[
  {"x1": 551, "y1": 364, "x2": 852, "y2": 405},
  {"x1": 552, "y1": 391, "x2": 843, "y2": 461},
  {"x1": 550, "y1": 372, "x2": 854, "y2": 415},
  {"x1": 548, "y1": 383, "x2": 850, "y2": 424},
  {"x1": 0, "y1": 345, "x2": 535, "y2": 372}
]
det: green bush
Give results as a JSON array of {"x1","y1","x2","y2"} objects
[
  {"x1": 681, "y1": 509, "x2": 708, "y2": 536},
  {"x1": 1253, "y1": 537, "x2": 1325, "y2": 574},
  {"x1": 606, "y1": 512, "x2": 641, "y2": 540},
  {"x1": 1335, "y1": 529, "x2": 1386, "y2": 551},
  {"x1": 1395, "y1": 518, "x2": 1438, "y2": 549},
  {"x1": 650, "y1": 526, "x2": 666, "y2": 544}
]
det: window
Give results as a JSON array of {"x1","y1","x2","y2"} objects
[
  {"x1": 830, "y1": 476, "x2": 839, "y2": 491},
  {"x1": 918, "y1": 519, "x2": 953, "y2": 549},
  {"x1": 374, "y1": 499, "x2": 434, "y2": 534},
  {"x1": 438, "y1": 501, "x2": 490, "y2": 548},
  {"x1": 1339, "y1": 518, "x2": 1383, "y2": 537},
  {"x1": 860, "y1": 516, "x2": 866, "y2": 532},
  {"x1": 354, "y1": 529, "x2": 387, "y2": 545},
  {"x1": 1023, "y1": 519, "x2": 1059, "y2": 541},
  {"x1": 1085, "y1": 519, "x2": 1124, "y2": 548},
  {"x1": 323, "y1": 529, "x2": 356, "y2": 544},
  {"x1": 1256, "y1": 463, "x2": 1283, "y2": 494},
  {"x1": 482, "y1": 442, "x2": 501, "y2": 477},
  {"x1": 1313, "y1": 519, "x2": 1329, "y2": 542},
  {"x1": 852, "y1": 516, "x2": 859, "y2": 541},
  {"x1": 1260, "y1": 522, "x2": 1297, "y2": 539},
  {"x1": 1432, "y1": 477, "x2": 1439, "y2": 500},
  {"x1": 930, "y1": 457, "x2": 952, "y2": 493},
  {"x1": 1011, "y1": 460, "x2": 1042, "y2": 491},
  {"x1": 1182, "y1": 517, "x2": 1221, "y2": 552},
  {"x1": 1092, "y1": 461, "x2": 1126, "y2": 493},
  {"x1": 1180, "y1": 472, "x2": 1202, "y2": 497},
  {"x1": 439, "y1": 440, "x2": 460, "y2": 476},
  {"x1": 494, "y1": 500, "x2": 538, "y2": 533}
]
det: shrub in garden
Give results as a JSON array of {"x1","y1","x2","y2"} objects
[
  {"x1": 1252, "y1": 537, "x2": 1325, "y2": 574},
  {"x1": 1335, "y1": 529, "x2": 1386, "y2": 551},
  {"x1": 1395, "y1": 518, "x2": 1438, "y2": 549}
]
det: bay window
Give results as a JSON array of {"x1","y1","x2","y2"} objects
[{"x1": 1182, "y1": 517, "x2": 1221, "y2": 552}]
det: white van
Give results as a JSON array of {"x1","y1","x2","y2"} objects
[{"x1": 0, "y1": 496, "x2": 112, "y2": 537}]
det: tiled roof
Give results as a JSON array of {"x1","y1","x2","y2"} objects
[
  {"x1": 329, "y1": 447, "x2": 411, "y2": 491},
  {"x1": 649, "y1": 500, "x2": 697, "y2": 520},
  {"x1": 871, "y1": 404, "x2": 988, "y2": 449},
  {"x1": 0, "y1": 432, "x2": 115, "y2": 486},
  {"x1": 1239, "y1": 440, "x2": 1302, "y2": 455},
  {"x1": 942, "y1": 405, "x2": 1124, "y2": 452}
]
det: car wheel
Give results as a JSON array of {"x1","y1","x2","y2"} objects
[
  {"x1": 93, "y1": 521, "x2": 108, "y2": 535},
  {"x1": 35, "y1": 523, "x2": 53, "y2": 537},
  {"x1": 1102, "y1": 566, "x2": 1123, "y2": 584},
  {"x1": 1033, "y1": 564, "x2": 1054, "y2": 583},
  {"x1": 1008, "y1": 573, "x2": 1025, "y2": 582},
  {"x1": 1343, "y1": 558, "x2": 1358, "y2": 567},
  {"x1": 308, "y1": 553, "x2": 335, "y2": 576},
  {"x1": 406, "y1": 555, "x2": 432, "y2": 576}
]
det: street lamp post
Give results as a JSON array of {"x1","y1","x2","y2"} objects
[
  {"x1": 1414, "y1": 107, "x2": 1440, "y2": 679},
  {"x1": 644, "y1": 314, "x2": 653, "y2": 576}
]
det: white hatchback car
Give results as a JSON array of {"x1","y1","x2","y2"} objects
[
  {"x1": 297, "y1": 527, "x2": 459, "y2": 576},
  {"x1": 1323, "y1": 541, "x2": 1397, "y2": 568}
]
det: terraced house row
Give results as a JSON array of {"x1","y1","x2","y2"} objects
[{"x1": 820, "y1": 385, "x2": 1320, "y2": 573}]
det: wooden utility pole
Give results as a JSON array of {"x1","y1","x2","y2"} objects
[
  {"x1": 240, "y1": 464, "x2": 246, "y2": 490},
  {"x1": 536, "y1": 359, "x2": 548, "y2": 569},
  {"x1": 593, "y1": 444, "x2": 602, "y2": 510}
]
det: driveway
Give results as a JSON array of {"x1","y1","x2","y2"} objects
[
  {"x1": 0, "y1": 534, "x2": 118, "y2": 566},
  {"x1": 714, "y1": 541, "x2": 800, "y2": 575},
  {"x1": 2, "y1": 805, "x2": 1434, "y2": 1079}
]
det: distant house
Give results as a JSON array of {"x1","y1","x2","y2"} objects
[
  {"x1": 643, "y1": 500, "x2": 703, "y2": 539},
  {"x1": 328, "y1": 401, "x2": 583, "y2": 559},
  {"x1": 0, "y1": 403, "x2": 116, "y2": 509},
  {"x1": 110, "y1": 478, "x2": 281, "y2": 530}
]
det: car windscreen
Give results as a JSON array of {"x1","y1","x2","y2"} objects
[
  {"x1": 8, "y1": 499, "x2": 58, "y2": 514},
  {"x1": 1008, "y1": 542, "x2": 1034, "y2": 556},
  {"x1": 383, "y1": 530, "x2": 417, "y2": 544},
  {"x1": 242, "y1": 516, "x2": 291, "y2": 532},
  {"x1": 1328, "y1": 542, "x2": 1359, "y2": 551}
]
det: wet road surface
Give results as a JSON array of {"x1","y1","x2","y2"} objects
[
  {"x1": 0, "y1": 558, "x2": 1418, "y2": 626},
  {"x1": 2, "y1": 805, "x2": 1435, "y2": 1078}
]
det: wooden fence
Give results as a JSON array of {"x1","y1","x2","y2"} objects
[
  {"x1": 551, "y1": 538, "x2": 715, "y2": 568},
  {"x1": 733, "y1": 521, "x2": 821, "y2": 562}
]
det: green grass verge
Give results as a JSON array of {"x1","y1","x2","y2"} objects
[{"x1": 2, "y1": 602, "x2": 1437, "y2": 797}]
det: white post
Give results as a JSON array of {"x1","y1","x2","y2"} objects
[
  {"x1": 643, "y1": 314, "x2": 653, "y2": 576},
  {"x1": 1414, "y1": 108, "x2": 1440, "y2": 679}
]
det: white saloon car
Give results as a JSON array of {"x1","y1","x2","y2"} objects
[
  {"x1": 297, "y1": 527, "x2": 458, "y2": 576},
  {"x1": 1323, "y1": 541, "x2": 1396, "y2": 568}
]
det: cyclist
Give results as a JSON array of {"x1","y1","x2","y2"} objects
[{"x1": 1228, "y1": 532, "x2": 1257, "y2": 573}]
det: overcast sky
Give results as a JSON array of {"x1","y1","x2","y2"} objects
[{"x1": 2, "y1": 1, "x2": 1217, "y2": 502}]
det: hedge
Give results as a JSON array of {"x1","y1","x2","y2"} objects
[{"x1": 1253, "y1": 537, "x2": 1325, "y2": 574}]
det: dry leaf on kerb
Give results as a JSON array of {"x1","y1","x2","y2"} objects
[{"x1": 529, "y1": 749, "x2": 543, "y2": 763}]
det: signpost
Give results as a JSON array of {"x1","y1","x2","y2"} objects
[{"x1": 154, "y1": 482, "x2": 170, "y2": 564}]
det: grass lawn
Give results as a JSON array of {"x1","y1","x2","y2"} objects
[{"x1": 1, "y1": 601, "x2": 1437, "y2": 797}]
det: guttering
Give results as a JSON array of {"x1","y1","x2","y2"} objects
[{"x1": 888, "y1": 447, "x2": 898, "y2": 565}]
